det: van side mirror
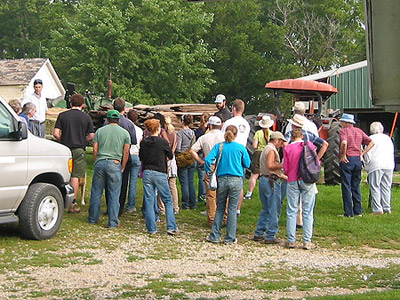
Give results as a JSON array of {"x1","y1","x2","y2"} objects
[{"x1": 18, "y1": 121, "x2": 28, "y2": 140}]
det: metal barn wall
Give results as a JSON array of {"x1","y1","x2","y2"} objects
[{"x1": 327, "y1": 66, "x2": 373, "y2": 110}]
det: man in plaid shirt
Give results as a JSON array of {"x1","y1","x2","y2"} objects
[{"x1": 339, "y1": 113, "x2": 375, "y2": 217}]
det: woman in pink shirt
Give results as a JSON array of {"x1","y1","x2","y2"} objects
[{"x1": 283, "y1": 128, "x2": 317, "y2": 250}]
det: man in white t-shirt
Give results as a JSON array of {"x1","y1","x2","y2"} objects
[
  {"x1": 221, "y1": 99, "x2": 250, "y2": 216},
  {"x1": 222, "y1": 99, "x2": 250, "y2": 147}
]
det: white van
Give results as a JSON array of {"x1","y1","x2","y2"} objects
[{"x1": 0, "y1": 96, "x2": 74, "y2": 240}]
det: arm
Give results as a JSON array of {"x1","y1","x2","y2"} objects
[
  {"x1": 171, "y1": 133, "x2": 178, "y2": 153},
  {"x1": 340, "y1": 140, "x2": 349, "y2": 163},
  {"x1": 176, "y1": 132, "x2": 183, "y2": 153},
  {"x1": 266, "y1": 150, "x2": 283, "y2": 171},
  {"x1": 361, "y1": 140, "x2": 375, "y2": 157},
  {"x1": 317, "y1": 140, "x2": 328, "y2": 161},
  {"x1": 53, "y1": 128, "x2": 61, "y2": 142},
  {"x1": 93, "y1": 142, "x2": 99, "y2": 162},
  {"x1": 189, "y1": 149, "x2": 204, "y2": 165},
  {"x1": 121, "y1": 143, "x2": 130, "y2": 172},
  {"x1": 86, "y1": 132, "x2": 95, "y2": 143},
  {"x1": 252, "y1": 139, "x2": 258, "y2": 150},
  {"x1": 204, "y1": 144, "x2": 218, "y2": 173},
  {"x1": 242, "y1": 146, "x2": 251, "y2": 169}
]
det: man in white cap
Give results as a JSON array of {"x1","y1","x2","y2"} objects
[
  {"x1": 214, "y1": 94, "x2": 232, "y2": 123},
  {"x1": 190, "y1": 116, "x2": 225, "y2": 226},
  {"x1": 339, "y1": 113, "x2": 374, "y2": 217},
  {"x1": 285, "y1": 102, "x2": 319, "y2": 137},
  {"x1": 253, "y1": 131, "x2": 288, "y2": 244}
]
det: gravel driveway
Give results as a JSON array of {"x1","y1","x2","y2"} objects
[{"x1": 1, "y1": 228, "x2": 398, "y2": 300}]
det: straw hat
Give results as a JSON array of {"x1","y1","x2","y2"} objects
[
  {"x1": 259, "y1": 115, "x2": 275, "y2": 129},
  {"x1": 287, "y1": 114, "x2": 305, "y2": 128}
]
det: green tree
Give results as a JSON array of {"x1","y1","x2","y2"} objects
[
  {"x1": 44, "y1": 0, "x2": 214, "y2": 105},
  {"x1": 201, "y1": 0, "x2": 300, "y2": 114},
  {"x1": 267, "y1": 0, "x2": 366, "y2": 75}
]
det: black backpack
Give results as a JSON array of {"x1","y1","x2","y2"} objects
[{"x1": 298, "y1": 141, "x2": 321, "y2": 183}]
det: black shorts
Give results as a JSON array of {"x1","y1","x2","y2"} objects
[{"x1": 250, "y1": 150, "x2": 262, "y2": 174}]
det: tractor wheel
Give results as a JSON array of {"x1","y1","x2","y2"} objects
[{"x1": 324, "y1": 122, "x2": 341, "y2": 185}]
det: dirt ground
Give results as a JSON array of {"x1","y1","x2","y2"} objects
[{"x1": 1, "y1": 230, "x2": 398, "y2": 300}]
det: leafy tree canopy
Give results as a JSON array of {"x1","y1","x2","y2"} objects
[{"x1": 0, "y1": 0, "x2": 366, "y2": 112}]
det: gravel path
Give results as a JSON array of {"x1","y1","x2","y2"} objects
[{"x1": 1, "y1": 230, "x2": 399, "y2": 300}]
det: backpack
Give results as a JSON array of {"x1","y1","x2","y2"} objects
[{"x1": 298, "y1": 141, "x2": 321, "y2": 183}]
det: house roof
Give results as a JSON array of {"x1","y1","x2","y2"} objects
[{"x1": 0, "y1": 58, "x2": 47, "y2": 85}]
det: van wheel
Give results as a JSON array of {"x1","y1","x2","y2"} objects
[{"x1": 19, "y1": 183, "x2": 64, "y2": 240}]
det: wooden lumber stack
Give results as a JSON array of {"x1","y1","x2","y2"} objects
[
  {"x1": 133, "y1": 103, "x2": 218, "y2": 130},
  {"x1": 47, "y1": 103, "x2": 217, "y2": 132}
]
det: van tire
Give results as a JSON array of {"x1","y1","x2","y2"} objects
[{"x1": 19, "y1": 183, "x2": 64, "y2": 240}]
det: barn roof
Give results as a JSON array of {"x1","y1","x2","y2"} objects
[{"x1": 0, "y1": 58, "x2": 47, "y2": 85}]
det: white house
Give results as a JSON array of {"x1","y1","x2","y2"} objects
[{"x1": 0, "y1": 58, "x2": 65, "y2": 103}]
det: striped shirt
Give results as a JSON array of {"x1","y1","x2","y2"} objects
[{"x1": 339, "y1": 125, "x2": 372, "y2": 157}]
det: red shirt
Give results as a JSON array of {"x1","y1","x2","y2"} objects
[{"x1": 339, "y1": 125, "x2": 372, "y2": 157}]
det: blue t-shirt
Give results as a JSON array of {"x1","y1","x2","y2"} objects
[{"x1": 205, "y1": 141, "x2": 251, "y2": 177}]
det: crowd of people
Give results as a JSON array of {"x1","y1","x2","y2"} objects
[{"x1": 10, "y1": 80, "x2": 395, "y2": 249}]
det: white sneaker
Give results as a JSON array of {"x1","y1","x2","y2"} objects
[
  {"x1": 200, "y1": 210, "x2": 207, "y2": 216},
  {"x1": 244, "y1": 192, "x2": 252, "y2": 200}
]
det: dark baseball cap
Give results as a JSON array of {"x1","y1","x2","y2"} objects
[{"x1": 33, "y1": 79, "x2": 43, "y2": 85}]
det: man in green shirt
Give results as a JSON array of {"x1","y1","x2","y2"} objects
[{"x1": 88, "y1": 110, "x2": 131, "y2": 228}]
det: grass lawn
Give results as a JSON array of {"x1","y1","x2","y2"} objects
[{"x1": 1, "y1": 147, "x2": 400, "y2": 299}]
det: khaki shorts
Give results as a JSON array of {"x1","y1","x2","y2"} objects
[
  {"x1": 250, "y1": 150, "x2": 262, "y2": 174},
  {"x1": 71, "y1": 148, "x2": 86, "y2": 178}
]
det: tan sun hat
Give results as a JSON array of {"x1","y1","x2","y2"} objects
[
  {"x1": 259, "y1": 115, "x2": 275, "y2": 129},
  {"x1": 270, "y1": 131, "x2": 287, "y2": 142},
  {"x1": 287, "y1": 114, "x2": 305, "y2": 128}
]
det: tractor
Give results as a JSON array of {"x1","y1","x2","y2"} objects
[{"x1": 262, "y1": 78, "x2": 341, "y2": 185}]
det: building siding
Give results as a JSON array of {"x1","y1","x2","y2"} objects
[{"x1": 327, "y1": 66, "x2": 373, "y2": 110}]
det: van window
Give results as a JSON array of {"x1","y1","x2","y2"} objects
[{"x1": 0, "y1": 102, "x2": 17, "y2": 139}]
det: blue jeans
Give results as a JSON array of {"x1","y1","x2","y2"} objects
[
  {"x1": 89, "y1": 159, "x2": 122, "y2": 228},
  {"x1": 254, "y1": 177, "x2": 285, "y2": 240},
  {"x1": 286, "y1": 180, "x2": 315, "y2": 243},
  {"x1": 127, "y1": 154, "x2": 141, "y2": 210},
  {"x1": 196, "y1": 161, "x2": 206, "y2": 201},
  {"x1": 340, "y1": 156, "x2": 362, "y2": 217},
  {"x1": 178, "y1": 165, "x2": 196, "y2": 209},
  {"x1": 142, "y1": 170, "x2": 178, "y2": 233},
  {"x1": 209, "y1": 176, "x2": 243, "y2": 243}
]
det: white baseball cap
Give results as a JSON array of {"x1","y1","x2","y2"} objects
[
  {"x1": 215, "y1": 94, "x2": 226, "y2": 103},
  {"x1": 208, "y1": 116, "x2": 222, "y2": 126}
]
